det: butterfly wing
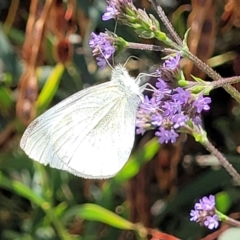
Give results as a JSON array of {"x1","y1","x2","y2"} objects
[{"x1": 20, "y1": 81, "x2": 140, "y2": 178}]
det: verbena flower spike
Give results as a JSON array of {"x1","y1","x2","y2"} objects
[
  {"x1": 190, "y1": 195, "x2": 219, "y2": 230},
  {"x1": 136, "y1": 54, "x2": 211, "y2": 144}
]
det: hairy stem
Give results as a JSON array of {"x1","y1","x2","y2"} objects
[
  {"x1": 226, "y1": 217, "x2": 240, "y2": 227},
  {"x1": 127, "y1": 42, "x2": 175, "y2": 53},
  {"x1": 151, "y1": 0, "x2": 183, "y2": 46},
  {"x1": 212, "y1": 76, "x2": 240, "y2": 89},
  {"x1": 203, "y1": 140, "x2": 240, "y2": 186}
]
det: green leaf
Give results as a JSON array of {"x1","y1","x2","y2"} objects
[
  {"x1": 183, "y1": 28, "x2": 191, "y2": 49},
  {"x1": 0, "y1": 171, "x2": 45, "y2": 206},
  {"x1": 37, "y1": 63, "x2": 65, "y2": 112},
  {"x1": 115, "y1": 138, "x2": 160, "y2": 183},
  {"x1": 191, "y1": 75, "x2": 205, "y2": 84},
  {"x1": 66, "y1": 204, "x2": 136, "y2": 230},
  {"x1": 0, "y1": 87, "x2": 13, "y2": 111},
  {"x1": 155, "y1": 31, "x2": 167, "y2": 42},
  {"x1": 178, "y1": 79, "x2": 188, "y2": 87},
  {"x1": 5, "y1": 26, "x2": 25, "y2": 45},
  {"x1": 135, "y1": 29, "x2": 155, "y2": 39},
  {"x1": 216, "y1": 192, "x2": 231, "y2": 213}
]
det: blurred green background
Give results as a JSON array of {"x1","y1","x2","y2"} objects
[{"x1": 1, "y1": 0, "x2": 240, "y2": 239}]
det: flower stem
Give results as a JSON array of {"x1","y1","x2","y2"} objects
[
  {"x1": 203, "y1": 139, "x2": 240, "y2": 186},
  {"x1": 212, "y1": 76, "x2": 240, "y2": 89},
  {"x1": 151, "y1": 0, "x2": 183, "y2": 46},
  {"x1": 217, "y1": 210, "x2": 240, "y2": 227},
  {"x1": 182, "y1": 50, "x2": 240, "y2": 103},
  {"x1": 44, "y1": 207, "x2": 72, "y2": 240},
  {"x1": 183, "y1": 125, "x2": 240, "y2": 186},
  {"x1": 226, "y1": 217, "x2": 240, "y2": 227},
  {"x1": 127, "y1": 42, "x2": 175, "y2": 53}
]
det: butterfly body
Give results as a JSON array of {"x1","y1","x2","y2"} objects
[{"x1": 20, "y1": 65, "x2": 143, "y2": 178}]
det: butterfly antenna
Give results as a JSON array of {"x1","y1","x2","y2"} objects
[
  {"x1": 97, "y1": 45, "x2": 114, "y2": 70},
  {"x1": 110, "y1": 18, "x2": 119, "y2": 66},
  {"x1": 113, "y1": 17, "x2": 118, "y2": 35},
  {"x1": 135, "y1": 71, "x2": 160, "y2": 87},
  {"x1": 123, "y1": 56, "x2": 141, "y2": 68}
]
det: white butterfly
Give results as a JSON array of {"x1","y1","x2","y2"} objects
[{"x1": 20, "y1": 65, "x2": 144, "y2": 179}]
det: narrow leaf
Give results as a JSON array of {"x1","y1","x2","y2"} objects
[
  {"x1": 37, "y1": 63, "x2": 65, "y2": 112},
  {"x1": 66, "y1": 204, "x2": 136, "y2": 230}
]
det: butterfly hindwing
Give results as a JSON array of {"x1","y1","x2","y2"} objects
[{"x1": 20, "y1": 78, "x2": 141, "y2": 178}]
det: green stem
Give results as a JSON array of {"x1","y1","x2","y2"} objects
[
  {"x1": 217, "y1": 210, "x2": 240, "y2": 227},
  {"x1": 43, "y1": 206, "x2": 72, "y2": 240},
  {"x1": 37, "y1": 164, "x2": 72, "y2": 240}
]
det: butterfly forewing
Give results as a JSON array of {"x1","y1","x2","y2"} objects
[{"x1": 20, "y1": 66, "x2": 142, "y2": 178}]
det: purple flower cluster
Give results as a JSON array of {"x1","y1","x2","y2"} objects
[
  {"x1": 102, "y1": 0, "x2": 132, "y2": 21},
  {"x1": 190, "y1": 195, "x2": 219, "y2": 230},
  {"x1": 136, "y1": 54, "x2": 211, "y2": 144},
  {"x1": 89, "y1": 32, "x2": 115, "y2": 68}
]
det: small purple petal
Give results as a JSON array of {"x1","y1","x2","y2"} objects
[
  {"x1": 140, "y1": 96, "x2": 158, "y2": 113},
  {"x1": 156, "y1": 128, "x2": 179, "y2": 144},
  {"x1": 192, "y1": 116, "x2": 202, "y2": 126},
  {"x1": 151, "y1": 114, "x2": 163, "y2": 126},
  {"x1": 156, "y1": 78, "x2": 168, "y2": 90},
  {"x1": 163, "y1": 53, "x2": 181, "y2": 70},
  {"x1": 194, "y1": 95, "x2": 211, "y2": 113},
  {"x1": 194, "y1": 202, "x2": 203, "y2": 210},
  {"x1": 172, "y1": 113, "x2": 188, "y2": 128},
  {"x1": 89, "y1": 32, "x2": 115, "y2": 68},
  {"x1": 172, "y1": 87, "x2": 190, "y2": 104},
  {"x1": 190, "y1": 195, "x2": 218, "y2": 229},
  {"x1": 204, "y1": 215, "x2": 219, "y2": 229},
  {"x1": 102, "y1": 4, "x2": 119, "y2": 21},
  {"x1": 190, "y1": 210, "x2": 199, "y2": 222},
  {"x1": 162, "y1": 101, "x2": 181, "y2": 116},
  {"x1": 200, "y1": 195, "x2": 215, "y2": 210}
]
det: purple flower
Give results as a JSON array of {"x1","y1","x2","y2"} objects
[
  {"x1": 172, "y1": 113, "x2": 188, "y2": 128},
  {"x1": 192, "y1": 116, "x2": 202, "y2": 125},
  {"x1": 190, "y1": 209, "x2": 199, "y2": 221},
  {"x1": 151, "y1": 114, "x2": 163, "y2": 126},
  {"x1": 194, "y1": 195, "x2": 215, "y2": 211},
  {"x1": 102, "y1": 4, "x2": 119, "y2": 20},
  {"x1": 193, "y1": 95, "x2": 211, "y2": 113},
  {"x1": 172, "y1": 87, "x2": 190, "y2": 104},
  {"x1": 198, "y1": 195, "x2": 216, "y2": 210},
  {"x1": 190, "y1": 195, "x2": 219, "y2": 230},
  {"x1": 163, "y1": 53, "x2": 181, "y2": 70},
  {"x1": 159, "y1": 53, "x2": 181, "y2": 81},
  {"x1": 204, "y1": 215, "x2": 219, "y2": 229},
  {"x1": 89, "y1": 32, "x2": 115, "y2": 68},
  {"x1": 162, "y1": 101, "x2": 181, "y2": 116},
  {"x1": 156, "y1": 78, "x2": 168, "y2": 91},
  {"x1": 140, "y1": 96, "x2": 158, "y2": 114},
  {"x1": 155, "y1": 128, "x2": 179, "y2": 144},
  {"x1": 102, "y1": 0, "x2": 133, "y2": 21}
]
